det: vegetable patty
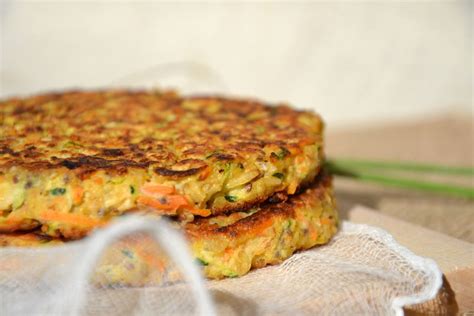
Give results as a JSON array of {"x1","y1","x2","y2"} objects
[
  {"x1": 0, "y1": 173, "x2": 337, "y2": 283},
  {"x1": 0, "y1": 90, "x2": 324, "y2": 238}
]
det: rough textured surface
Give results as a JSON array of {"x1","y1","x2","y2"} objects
[
  {"x1": 0, "y1": 90, "x2": 324, "y2": 237},
  {"x1": 0, "y1": 173, "x2": 338, "y2": 281}
]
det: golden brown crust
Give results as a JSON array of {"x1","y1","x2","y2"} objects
[
  {"x1": 0, "y1": 231, "x2": 61, "y2": 247},
  {"x1": 0, "y1": 173, "x2": 338, "y2": 281},
  {"x1": 0, "y1": 90, "x2": 324, "y2": 235},
  {"x1": 0, "y1": 90, "x2": 322, "y2": 173},
  {"x1": 185, "y1": 172, "x2": 332, "y2": 238},
  {"x1": 0, "y1": 173, "x2": 333, "y2": 245}
]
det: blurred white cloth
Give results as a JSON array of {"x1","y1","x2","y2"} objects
[
  {"x1": 0, "y1": 1, "x2": 471, "y2": 126},
  {"x1": 0, "y1": 216, "x2": 441, "y2": 315}
]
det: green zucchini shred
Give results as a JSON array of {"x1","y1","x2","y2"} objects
[
  {"x1": 225, "y1": 195, "x2": 238, "y2": 202},
  {"x1": 50, "y1": 187, "x2": 66, "y2": 196},
  {"x1": 196, "y1": 258, "x2": 209, "y2": 266},
  {"x1": 272, "y1": 172, "x2": 284, "y2": 179},
  {"x1": 121, "y1": 249, "x2": 134, "y2": 259}
]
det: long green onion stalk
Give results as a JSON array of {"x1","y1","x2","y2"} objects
[{"x1": 325, "y1": 159, "x2": 474, "y2": 199}]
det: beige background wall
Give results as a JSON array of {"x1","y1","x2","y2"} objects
[{"x1": 0, "y1": 1, "x2": 472, "y2": 127}]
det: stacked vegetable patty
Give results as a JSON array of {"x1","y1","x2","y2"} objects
[
  {"x1": 0, "y1": 173, "x2": 337, "y2": 282},
  {"x1": 0, "y1": 90, "x2": 337, "y2": 280}
]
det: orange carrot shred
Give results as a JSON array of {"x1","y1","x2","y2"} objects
[
  {"x1": 190, "y1": 208, "x2": 211, "y2": 217},
  {"x1": 93, "y1": 177, "x2": 104, "y2": 185},
  {"x1": 141, "y1": 184, "x2": 176, "y2": 196},
  {"x1": 138, "y1": 188, "x2": 212, "y2": 217},
  {"x1": 166, "y1": 195, "x2": 190, "y2": 207},
  {"x1": 309, "y1": 226, "x2": 318, "y2": 241},
  {"x1": 198, "y1": 167, "x2": 211, "y2": 180},
  {"x1": 136, "y1": 196, "x2": 179, "y2": 214},
  {"x1": 254, "y1": 218, "x2": 273, "y2": 235},
  {"x1": 321, "y1": 218, "x2": 332, "y2": 225},
  {"x1": 295, "y1": 155, "x2": 305, "y2": 164},
  {"x1": 73, "y1": 186, "x2": 84, "y2": 204},
  {"x1": 40, "y1": 210, "x2": 104, "y2": 227}
]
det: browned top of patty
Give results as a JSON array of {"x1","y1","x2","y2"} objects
[{"x1": 0, "y1": 90, "x2": 323, "y2": 176}]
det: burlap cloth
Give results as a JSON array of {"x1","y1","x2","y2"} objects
[{"x1": 327, "y1": 114, "x2": 473, "y2": 314}]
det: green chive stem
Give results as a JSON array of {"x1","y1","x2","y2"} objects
[
  {"x1": 326, "y1": 158, "x2": 474, "y2": 176},
  {"x1": 325, "y1": 160, "x2": 474, "y2": 199}
]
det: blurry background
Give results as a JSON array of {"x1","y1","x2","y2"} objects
[
  {"x1": 0, "y1": 1, "x2": 473, "y2": 241},
  {"x1": 0, "y1": 1, "x2": 471, "y2": 127}
]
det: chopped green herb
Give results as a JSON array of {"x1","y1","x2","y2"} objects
[
  {"x1": 244, "y1": 208, "x2": 258, "y2": 214},
  {"x1": 121, "y1": 249, "x2": 134, "y2": 259},
  {"x1": 50, "y1": 187, "x2": 66, "y2": 196},
  {"x1": 225, "y1": 195, "x2": 237, "y2": 202},
  {"x1": 272, "y1": 172, "x2": 284, "y2": 179},
  {"x1": 130, "y1": 185, "x2": 136, "y2": 194},
  {"x1": 276, "y1": 147, "x2": 290, "y2": 160},
  {"x1": 196, "y1": 258, "x2": 208, "y2": 266}
]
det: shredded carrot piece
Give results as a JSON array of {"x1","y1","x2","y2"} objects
[
  {"x1": 321, "y1": 218, "x2": 332, "y2": 225},
  {"x1": 309, "y1": 226, "x2": 318, "y2": 241},
  {"x1": 93, "y1": 177, "x2": 104, "y2": 185},
  {"x1": 40, "y1": 210, "x2": 104, "y2": 227},
  {"x1": 254, "y1": 218, "x2": 273, "y2": 235},
  {"x1": 141, "y1": 184, "x2": 176, "y2": 196},
  {"x1": 0, "y1": 216, "x2": 28, "y2": 231},
  {"x1": 166, "y1": 195, "x2": 190, "y2": 207},
  {"x1": 295, "y1": 155, "x2": 305, "y2": 164},
  {"x1": 190, "y1": 208, "x2": 211, "y2": 217},
  {"x1": 299, "y1": 138, "x2": 315, "y2": 146},
  {"x1": 134, "y1": 247, "x2": 166, "y2": 273},
  {"x1": 3, "y1": 216, "x2": 23, "y2": 225},
  {"x1": 172, "y1": 196, "x2": 211, "y2": 216},
  {"x1": 72, "y1": 186, "x2": 84, "y2": 204},
  {"x1": 294, "y1": 209, "x2": 305, "y2": 222},
  {"x1": 139, "y1": 251, "x2": 166, "y2": 273},
  {"x1": 136, "y1": 196, "x2": 178, "y2": 214},
  {"x1": 138, "y1": 186, "x2": 212, "y2": 217},
  {"x1": 198, "y1": 166, "x2": 211, "y2": 180}
]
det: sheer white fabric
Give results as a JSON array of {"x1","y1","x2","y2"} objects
[{"x1": 0, "y1": 215, "x2": 441, "y2": 316}]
